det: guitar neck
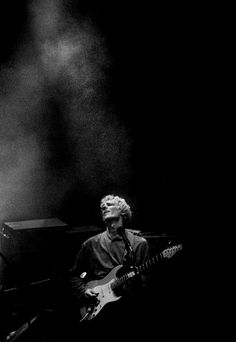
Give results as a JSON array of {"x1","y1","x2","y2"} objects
[
  {"x1": 111, "y1": 252, "x2": 162, "y2": 290},
  {"x1": 111, "y1": 244, "x2": 182, "y2": 291}
]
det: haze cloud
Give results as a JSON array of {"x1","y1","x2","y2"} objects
[{"x1": 0, "y1": 0, "x2": 131, "y2": 227}]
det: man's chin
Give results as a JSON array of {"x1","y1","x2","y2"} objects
[{"x1": 103, "y1": 215, "x2": 119, "y2": 222}]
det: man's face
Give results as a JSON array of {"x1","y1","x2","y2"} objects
[{"x1": 101, "y1": 198, "x2": 122, "y2": 222}]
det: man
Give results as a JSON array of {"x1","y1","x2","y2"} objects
[{"x1": 68, "y1": 194, "x2": 150, "y2": 339}]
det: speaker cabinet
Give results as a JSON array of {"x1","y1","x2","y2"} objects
[{"x1": 0, "y1": 218, "x2": 68, "y2": 288}]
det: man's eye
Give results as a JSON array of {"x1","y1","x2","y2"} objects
[{"x1": 101, "y1": 201, "x2": 115, "y2": 208}]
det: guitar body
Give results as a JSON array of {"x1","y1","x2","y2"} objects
[{"x1": 79, "y1": 265, "x2": 123, "y2": 322}]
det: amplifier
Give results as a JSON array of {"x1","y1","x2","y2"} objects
[
  {"x1": 0, "y1": 218, "x2": 69, "y2": 288},
  {"x1": 1, "y1": 218, "x2": 68, "y2": 252},
  {"x1": 141, "y1": 232, "x2": 179, "y2": 256}
]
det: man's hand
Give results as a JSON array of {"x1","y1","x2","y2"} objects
[
  {"x1": 84, "y1": 288, "x2": 99, "y2": 306},
  {"x1": 84, "y1": 288, "x2": 98, "y2": 298}
]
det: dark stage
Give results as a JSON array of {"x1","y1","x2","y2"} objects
[{"x1": 0, "y1": 1, "x2": 230, "y2": 341}]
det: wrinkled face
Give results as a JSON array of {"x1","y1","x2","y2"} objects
[{"x1": 100, "y1": 198, "x2": 122, "y2": 222}]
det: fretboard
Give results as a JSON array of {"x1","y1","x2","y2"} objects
[
  {"x1": 111, "y1": 244, "x2": 183, "y2": 291},
  {"x1": 111, "y1": 252, "x2": 163, "y2": 290}
]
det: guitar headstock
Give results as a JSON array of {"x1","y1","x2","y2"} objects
[{"x1": 162, "y1": 244, "x2": 183, "y2": 259}]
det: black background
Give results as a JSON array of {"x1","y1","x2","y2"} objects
[
  {"x1": 0, "y1": 1, "x2": 230, "y2": 233},
  {"x1": 0, "y1": 1, "x2": 231, "y2": 340}
]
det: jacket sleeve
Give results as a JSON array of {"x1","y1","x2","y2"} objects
[
  {"x1": 135, "y1": 238, "x2": 150, "y2": 288},
  {"x1": 135, "y1": 238, "x2": 149, "y2": 265},
  {"x1": 69, "y1": 242, "x2": 89, "y2": 301}
]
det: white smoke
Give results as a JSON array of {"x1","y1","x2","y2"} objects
[{"x1": 0, "y1": 0, "x2": 131, "y2": 227}]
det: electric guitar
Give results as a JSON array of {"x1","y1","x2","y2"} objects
[{"x1": 79, "y1": 244, "x2": 183, "y2": 322}]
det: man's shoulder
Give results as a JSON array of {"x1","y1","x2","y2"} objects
[
  {"x1": 126, "y1": 229, "x2": 148, "y2": 244},
  {"x1": 135, "y1": 235, "x2": 148, "y2": 245},
  {"x1": 83, "y1": 231, "x2": 105, "y2": 245}
]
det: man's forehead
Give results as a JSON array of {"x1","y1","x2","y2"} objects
[
  {"x1": 104, "y1": 199, "x2": 117, "y2": 204},
  {"x1": 101, "y1": 197, "x2": 119, "y2": 205}
]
